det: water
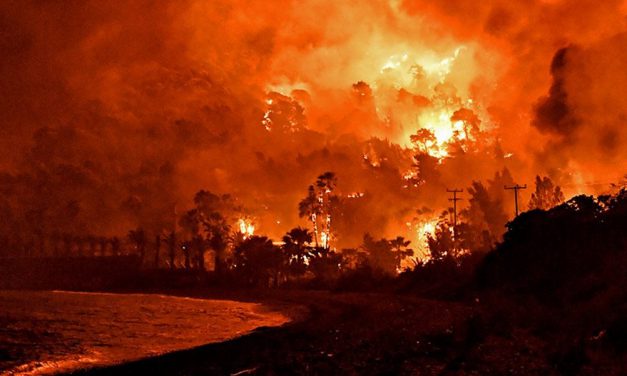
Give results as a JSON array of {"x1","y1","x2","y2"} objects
[{"x1": 0, "y1": 290, "x2": 290, "y2": 375}]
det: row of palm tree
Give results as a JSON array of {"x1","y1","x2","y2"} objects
[
  {"x1": 0, "y1": 233, "x2": 125, "y2": 258},
  {"x1": 230, "y1": 228, "x2": 415, "y2": 287}
]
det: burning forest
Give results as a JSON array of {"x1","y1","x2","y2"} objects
[{"x1": 0, "y1": 1, "x2": 626, "y2": 374}]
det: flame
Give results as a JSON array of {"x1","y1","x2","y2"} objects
[
  {"x1": 238, "y1": 218, "x2": 255, "y2": 239},
  {"x1": 413, "y1": 108, "x2": 467, "y2": 159},
  {"x1": 347, "y1": 192, "x2": 365, "y2": 198},
  {"x1": 409, "y1": 218, "x2": 438, "y2": 262},
  {"x1": 373, "y1": 48, "x2": 487, "y2": 161},
  {"x1": 320, "y1": 231, "x2": 329, "y2": 249}
]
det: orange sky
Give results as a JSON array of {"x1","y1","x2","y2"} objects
[{"x1": 0, "y1": 0, "x2": 626, "y2": 245}]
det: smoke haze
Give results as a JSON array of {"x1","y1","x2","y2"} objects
[{"x1": 1, "y1": 0, "x2": 625, "y2": 246}]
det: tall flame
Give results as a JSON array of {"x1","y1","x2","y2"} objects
[{"x1": 238, "y1": 218, "x2": 255, "y2": 239}]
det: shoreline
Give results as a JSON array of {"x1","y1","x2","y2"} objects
[
  {"x1": 0, "y1": 289, "x2": 305, "y2": 376},
  {"x1": 10, "y1": 288, "x2": 624, "y2": 375},
  {"x1": 68, "y1": 289, "x2": 484, "y2": 376}
]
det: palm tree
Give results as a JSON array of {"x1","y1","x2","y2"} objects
[
  {"x1": 154, "y1": 234, "x2": 161, "y2": 268},
  {"x1": 166, "y1": 231, "x2": 176, "y2": 270},
  {"x1": 315, "y1": 172, "x2": 338, "y2": 249},
  {"x1": 209, "y1": 230, "x2": 229, "y2": 275},
  {"x1": 128, "y1": 228, "x2": 147, "y2": 265},
  {"x1": 183, "y1": 191, "x2": 233, "y2": 274},
  {"x1": 282, "y1": 227, "x2": 313, "y2": 277},
  {"x1": 192, "y1": 235, "x2": 206, "y2": 271},
  {"x1": 234, "y1": 236, "x2": 283, "y2": 287},
  {"x1": 181, "y1": 240, "x2": 192, "y2": 271},
  {"x1": 298, "y1": 185, "x2": 320, "y2": 247},
  {"x1": 179, "y1": 209, "x2": 201, "y2": 236},
  {"x1": 298, "y1": 172, "x2": 339, "y2": 250}
]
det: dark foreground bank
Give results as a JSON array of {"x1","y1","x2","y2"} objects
[{"x1": 66, "y1": 289, "x2": 625, "y2": 376}]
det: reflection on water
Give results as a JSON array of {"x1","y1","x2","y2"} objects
[{"x1": 0, "y1": 290, "x2": 289, "y2": 375}]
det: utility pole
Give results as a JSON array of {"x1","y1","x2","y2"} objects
[
  {"x1": 446, "y1": 188, "x2": 463, "y2": 227},
  {"x1": 505, "y1": 184, "x2": 527, "y2": 217}
]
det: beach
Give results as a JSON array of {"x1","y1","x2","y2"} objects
[
  {"x1": 0, "y1": 290, "x2": 293, "y2": 375},
  {"x1": 70, "y1": 290, "x2": 560, "y2": 375}
]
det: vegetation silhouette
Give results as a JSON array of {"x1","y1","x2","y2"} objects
[{"x1": 1, "y1": 167, "x2": 625, "y2": 372}]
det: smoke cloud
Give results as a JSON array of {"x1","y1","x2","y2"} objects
[{"x1": 0, "y1": 0, "x2": 625, "y2": 247}]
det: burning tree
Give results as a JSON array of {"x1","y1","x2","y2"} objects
[
  {"x1": 298, "y1": 172, "x2": 340, "y2": 250},
  {"x1": 261, "y1": 91, "x2": 307, "y2": 133},
  {"x1": 410, "y1": 128, "x2": 437, "y2": 155},
  {"x1": 426, "y1": 216, "x2": 456, "y2": 262},
  {"x1": 298, "y1": 185, "x2": 320, "y2": 247}
]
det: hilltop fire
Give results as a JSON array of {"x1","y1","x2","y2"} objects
[
  {"x1": 0, "y1": 0, "x2": 624, "y2": 270},
  {"x1": 1, "y1": 2, "x2": 626, "y2": 374}
]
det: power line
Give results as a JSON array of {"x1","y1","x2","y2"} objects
[
  {"x1": 505, "y1": 184, "x2": 527, "y2": 217},
  {"x1": 446, "y1": 188, "x2": 463, "y2": 228}
]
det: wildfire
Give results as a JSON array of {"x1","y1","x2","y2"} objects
[
  {"x1": 238, "y1": 218, "x2": 255, "y2": 239},
  {"x1": 402, "y1": 170, "x2": 421, "y2": 188},
  {"x1": 374, "y1": 47, "x2": 488, "y2": 161},
  {"x1": 260, "y1": 91, "x2": 307, "y2": 133},
  {"x1": 347, "y1": 192, "x2": 365, "y2": 198},
  {"x1": 409, "y1": 218, "x2": 438, "y2": 261},
  {"x1": 261, "y1": 98, "x2": 273, "y2": 131},
  {"x1": 414, "y1": 109, "x2": 466, "y2": 159}
]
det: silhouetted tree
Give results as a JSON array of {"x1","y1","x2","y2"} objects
[
  {"x1": 361, "y1": 234, "x2": 411, "y2": 274},
  {"x1": 298, "y1": 172, "x2": 339, "y2": 250},
  {"x1": 166, "y1": 231, "x2": 176, "y2": 270},
  {"x1": 192, "y1": 235, "x2": 206, "y2": 270},
  {"x1": 528, "y1": 175, "x2": 565, "y2": 210},
  {"x1": 128, "y1": 228, "x2": 147, "y2": 265},
  {"x1": 315, "y1": 172, "x2": 339, "y2": 249},
  {"x1": 341, "y1": 247, "x2": 368, "y2": 269},
  {"x1": 308, "y1": 247, "x2": 344, "y2": 283},
  {"x1": 234, "y1": 236, "x2": 283, "y2": 287},
  {"x1": 190, "y1": 190, "x2": 235, "y2": 273},
  {"x1": 410, "y1": 128, "x2": 437, "y2": 154},
  {"x1": 282, "y1": 227, "x2": 313, "y2": 277},
  {"x1": 154, "y1": 234, "x2": 161, "y2": 268},
  {"x1": 389, "y1": 236, "x2": 414, "y2": 270},
  {"x1": 179, "y1": 209, "x2": 201, "y2": 236},
  {"x1": 477, "y1": 192, "x2": 626, "y2": 297},
  {"x1": 262, "y1": 91, "x2": 307, "y2": 133},
  {"x1": 298, "y1": 185, "x2": 321, "y2": 247},
  {"x1": 411, "y1": 152, "x2": 441, "y2": 186},
  {"x1": 427, "y1": 216, "x2": 456, "y2": 262},
  {"x1": 181, "y1": 240, "x2": 192, "y2": 271},
  {"x1": 463, "y1": 177, "x2": 508, "y2": 246}
]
